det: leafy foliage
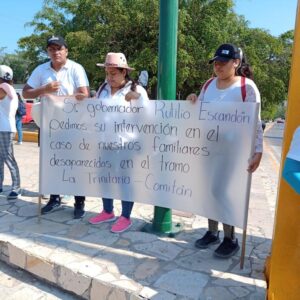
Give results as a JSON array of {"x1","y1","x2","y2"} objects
[
  {"x1": 0, "y1": 51, "x2": 31, "y2": 83},
  {"x1": 13, "y1": 0, "x2": 294, "y2": 119}
]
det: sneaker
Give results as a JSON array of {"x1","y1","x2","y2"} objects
[
  {"x1": 74, "y1": 201, "x2": 85, "y2": 219},
  {"x1": 41, "y1": 196, "x2": 61, "y2": 214},
  {"x1": 111, "y1": 216, "x2": 132, "y2": 233},
  {"x1": 195, "y1": 231, "x2": 220, "y2": 249},
  {"x1": 88, "y1": 210, "x2": 116, "y2": 225},
  {"x1": 7, "y1": 190, "x2": 20, "y2": 200},
  {"x1": 214, "y1": 237, "x2": 240, "y2": 258},
  {"x1": 15, "y1": 142, "x2": 22, "y2": 145}
]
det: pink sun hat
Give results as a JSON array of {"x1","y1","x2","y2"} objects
[{"x1": 96, "y1": 52, "x2": 134, "y2": 70}]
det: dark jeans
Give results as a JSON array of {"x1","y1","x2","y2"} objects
[{"x1": 102, "y1": 198, "x2": 134, "y2": 219}]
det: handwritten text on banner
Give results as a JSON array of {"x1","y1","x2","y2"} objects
[{"x1": 40, "y1": 97, "x2": 258, "y2": 228}]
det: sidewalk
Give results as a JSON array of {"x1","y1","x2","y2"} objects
[{"x1": 0, "y1": 125, "x2": 280, "y2": 300}]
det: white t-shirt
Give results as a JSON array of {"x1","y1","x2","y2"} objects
[
  {"x1": 96, "y1": 81, "x2": 149, "y2": 102},
  {"x1": 287, "y1": 126, "x2": 300, "y2": 161},
  {"x1": 0, "y1": 84, "x2": 18, "y2": 132},
  {"x1": 27, "y1": 59, "x2": 89, "y2": 95},
  {"x1": 198, "y1": 77, "x2": 263, "y2": 153}
]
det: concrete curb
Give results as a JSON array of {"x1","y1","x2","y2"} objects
[
  {"x1": 0, "y1": 238, "x2": 141, "y2": 299},
  {"x1": 15, "y1": 131, "x2": 38, "y2": 143}
]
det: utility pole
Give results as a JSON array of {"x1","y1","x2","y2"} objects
[{"x1": 152, "y1": 0, "x2": 180, "y2": 235}]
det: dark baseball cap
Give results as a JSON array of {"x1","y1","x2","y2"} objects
[
  {"x1": 209, "y1": 43, "x2": 240, "y2": 64},
  {"x1": 46, "y1": 35, "x2": 68, "y2": 48}
]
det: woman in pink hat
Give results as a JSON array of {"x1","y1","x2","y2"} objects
[{"x1": 88, "y1": 52, "x2": 149, "y2": 233}]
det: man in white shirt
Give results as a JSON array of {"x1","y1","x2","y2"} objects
[{"x1": 22, "y1": 35, "x2": 89, "y2": 218}]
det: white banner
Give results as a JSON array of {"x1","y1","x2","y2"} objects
[{"x1": 39, "y1": 96, "x2": 258, "y2": 228}]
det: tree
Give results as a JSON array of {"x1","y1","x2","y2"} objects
[
  {"x1": 0, "y1": 52, "x2": 30, "y2": 83},
  {"x1": 17, "y1": 0, "x2": 293, "y2": 119}
]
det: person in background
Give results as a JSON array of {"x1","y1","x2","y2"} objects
[
  {"x1": 15, "y1": 92, "x2": 24, "y2": 145},
  {"x1": 22, "y1": 35, "x2": 89, "y2": 218},
  {"x1": 187, "y1": 43, "x2": 263, "y2": 258},
  {"x1": 88, "y1": 52, "x2": 149, "y2": 233},
  {"x1": 0, "y1": 65, "x2": 21, "y2": 199}
]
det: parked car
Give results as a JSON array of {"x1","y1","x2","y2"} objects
[
  {"x1": 22, "y1": 101, "x2": 34, "y2": 124},
  {"x1": 275, "y1": 118, "x2": 285, "y2": 124}
]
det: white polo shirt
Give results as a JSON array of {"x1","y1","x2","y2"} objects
[
  {"x1": 96, "y1": 81, "x2": 149, "y2": 102},
  {"x1": 27, "y1": 59, "x2": 89, "y2": 95}
]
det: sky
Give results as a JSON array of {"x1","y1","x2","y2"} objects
[{"x1": 0, "y1": 0, "x2": 298, "y2": 53}]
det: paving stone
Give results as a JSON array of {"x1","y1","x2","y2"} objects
[
  {"x1": 68, "y1": 260, "x2": 104, "y2": 277},
  {"x1": 176, "y1": 251, "x2": 232, "y2": 273},
  {"x1": 10, "y1": 238, "x2": 36, "y2": 250},
  {"x1": 106, "y1": 289, "x2": 128, "y2": 300},
  {"x1": 231, "y1": 259, "x2": 252, "y2": 275},
  {"x1": 113, "y1": 278, "x2": 141, "y2": 292},
  {"x1": 13, "y1": 199, "x2": 29, "y2": 207},
  {"x1": 57, "y1": 265, "x2": 91, "y2": 296},
  {"x1": 18, "y1": 204, "x2": 39, "y2": 217},
  {"x1": 213, "y1": 272, "x2": 255, "y2": 287},
  {"x1": 90, "y1": 279, "x2": 112, "y2": 300},
  {"x1": 134, "y1": 240, "x2": 183, "y2": 261},
  {"x1": 8, "y1": 244, "x2": 26, "y2": 268},
  {"x1": 249, "y1": 292, "x2": 266, "y2": 300},
  {"x1": 0, "y1": 197, "x2": 9, "y2": 205},
  {"x1": 6, "y1": 287, "x2": 43, "y2": 300},
  {"x1": 81, "y1": 229, "x2": 119, "y2": 247},
  {"x1": 26, "y1": 255, "x2": 56, "y2": 283},
  {"x1": 140, "y1": 287, "x2": 176, "y2": 300},
  {"x1": 0, "y1": 205, "x2": 11, "y2": 211},
  {"x1": 229, "y1": 286, "x2": 251, "y2": 298},
  {"x1": 204, "y1": 286, "x2": 235, "y2": 300},
  {"x1": 0, "y1": 271, "x2": 19, "y2": 288},
  {"x1": 23, "y1": 244, "x2": 54, "y2": 259},
  {"x1": 66, "y1": 223, "x2": 90, "y2": 238},
  {"x1": 134, "y1": 259, "x2": 160, "y2": 280},
  {"x1": 154, "y1": 269, "x2": 209, "y2": 298},
  {"x1": 42, "y1": 208, "x2": 76, "y2": 223},
  {"x1": 13, "y1": 218, "x2": 68, "y2": 234},
  {"x1": 115, "y1": 238, "x2": 131, "y2": 247},
  {"x1": 7, "y1": 206, "x2": 19, "y2": 214},
  {"x1": 123, "y1": 231, "x2": 158, "y2": 243},
  {"x1": 67, "y1": 240, "x2": 102, "y2": 257},
  {"x1": 94, "y1": 272, "x2": 118, "y2": 283},
  {"x1": 0, "y1": 260, "x2": 80, "y2": 300},
  {"x1": 34, "y1": 235, "x2": 69, "y2": 249},
  {"x1": 139, "y1": 286, "x2": 158, "y2": 298},
  {"x1": 0, "y1": 214, "x2": 25, "y2": 225},
  {"x1": 47, "y1": 251, "x2": 79, "y2": 267},
  {"x1": 99, "y1": 250, "x2": 138, "y2": 275}
]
